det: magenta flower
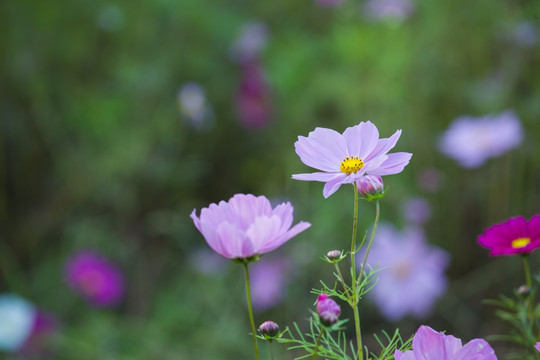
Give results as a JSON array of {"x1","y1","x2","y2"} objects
[
  {"x1": 395, "y1": 325, "x2": 497, "y2": 360},
  {"x1": 478, "y1": 215, "x2": 540, "y2": 256},
  {"x1": 439, "y1": 111, "x2": 523, "y2": 168},
  {"x1": 65, "y1": 251, "x2": 124, "y2": 307},
  {"x1": 360, "y1": 224, "x2": 449, "y2": 321},
  {"x1": 191, "y1": 194, "x2": 311, "y2": 260},
  {"x1": 292, "y1": 121, "x2": 412, "y2": 198}
]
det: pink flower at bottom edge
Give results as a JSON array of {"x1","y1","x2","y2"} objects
[{"x1": 395, "y1": 325, "x2": 497, "y2": 360}]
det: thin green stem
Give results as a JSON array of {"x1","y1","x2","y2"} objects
[
  {"x1": 243, "y1": 262, "x2": 260, "y2": 360},
  {"x1": 312, "y1": 327, "x2": 325, "y2": 360},
  {"x1": 334, "y1": 263, "x2": 351, "y2": 302},
  {"x1": 268, "y1": 341, "x2": 275, "y2": 360},
  {"x1": 357, "y1": 200, "x2": 380, "y2": 289},
  {"x1": 523, "y1": 255, "x2": 532, "y2": 288},
  {"x1": 349, "y1": 183, "x2": 362, "y2": 360}
]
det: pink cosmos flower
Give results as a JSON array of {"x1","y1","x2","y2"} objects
[
  {"x1": 478, "y1": 215, "x2": 540, "y2": 256},
  {"x1": 292, "y1": 121, "x2": 412, "y2": 198},
  {"x1": 439, "y1": 111, "x2": 523, "y2": 168},
  {"x1": 395, "y1": 325, "x2": 497, "y2": 360},
  {"x1": 191, "y1": 194, "x2": 311, "y2": 260},
  {"x1": 65, "y1": 251, "x2": 124, "y2": 307}
]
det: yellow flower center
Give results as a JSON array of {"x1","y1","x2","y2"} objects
[
  {"x1": 340, "y1": 156, "x2": 364, "y2": 175},
  {"x1": 511, "y1": 237, "x2": 531, "y2": 249}
]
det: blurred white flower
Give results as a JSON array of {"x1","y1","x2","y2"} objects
[{"x1": 0, "y1": 294, "x2": 36, "y2": 352}]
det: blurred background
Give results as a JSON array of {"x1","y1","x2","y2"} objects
[{"x1": 1, "y1": 0, "x2": 540, "y2": 358}]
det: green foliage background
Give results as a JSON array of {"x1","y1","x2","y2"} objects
[{"x1": 1, "y1": 0, "x2": 540, "y2": 358}]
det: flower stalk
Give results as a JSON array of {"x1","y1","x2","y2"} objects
[{"x1": 243, "y1": 262, "x2": 261, "y2": 360}]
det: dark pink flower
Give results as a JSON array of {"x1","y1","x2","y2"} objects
[
  {"x1": 236, "y1": 60, "x2": 272, "y2": 129},
  {"x1": 478, "y1": 216, "x2": 540, "y2": 256},
  {"x1": 65, "y1": 251, "x2": 124, "y2": 307}
]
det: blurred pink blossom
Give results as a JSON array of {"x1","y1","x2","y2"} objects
[
  {"x1": 362, "y1": 0, "x2": 414, "y2": 21},
  {"x1": 65, "y1": 251, "x2": 125, "y2": 307},
  {"x1": 250, "y1": 256, "x2": 291, "y2": 312},
  {"x1": 439, "y1": 110, "x2": 523, "y2": 168},
  {"x1": 236, "y1": 60, "x2": 273, "y2": 129},
  {"x1": 359, "y1": 224, "x2": 449, "y2": 321},
  {"x1": 402, "y1": 197, "x2": 431, "y2": 225}
]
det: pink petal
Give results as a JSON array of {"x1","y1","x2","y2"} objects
[
  {"x1": 454, "y1": 339, "x2": 496, "y2": 360},
  {"x1": 216, "y1": 221, "x2": 250, "y2": 258},
  {"x1": 272, "y1": 202, "x2": 293, "y2": 233},
  {"x1": 343, "y1": 121, "x2": 379, "y2": 159},
  {"x1": 323, "y1": 174, "x2": 348, "y2": 198},
  {"x1": 412, "y1": 326, "x2": 461, "y2": 359},
  {"x1": 295, "y1": 127, "x2": 347, "y2": 172},
  {"x1": 292, "y1": 172, "x2": 342, "y2": 182},
  {"x1": 259, "y1": 221, "x2": 311, "y2": 253},
  {"x1": 246, "y1": 215, "x2": 283, "y2": 254},
  {"x1": 228, "y1": 194, "x2": 273, "y2": 229},
  {"x1": 368, "y1": 152, "x2": 412, "y2": 176},
  {"x1": 365, "y1": 129, "x2": 402, "y2": 162}
]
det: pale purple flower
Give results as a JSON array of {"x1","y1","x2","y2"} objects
[
  {"x1": 292, "y1": 121, "x2": 412, "y2": 198},
  {"x1": 236, "y1": 60, "x2": 272, "y2": 129},
  {"x1": 230, "y1": 22, "x2": 268, "y2": 63},
  {"x1": 250, "y1": 256, "x2": 290, "y2": 312},
  {"x1": 191, "y1": 194, "x2": 311, "y2": 260},
  {"x1": 65, "y1": 251, "x2": 124, "y2": 307},
  {"x1": 360, "y1": 224, "x2": 449, "y2": 321},
  {"x1": 439, "y1": 111, "x2": 523, "y2": 168},
  {"x1": 535, "y1": 342, "x2": 540, "y2": 352},
  {"x1": 362, "y1": 0, "x2": 414, "y2": 21},
  {"x1": 395, "y1": 325, "x2": 497, "y2": 359},
  {"x1": 402, "y1": 197, "x2": 431, "y2": 225}
]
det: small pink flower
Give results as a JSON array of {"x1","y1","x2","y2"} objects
[
  {"x1": 395, "y1": 325, "x2": 497, "y2": 360},
  {"x1": 357, "y1": 175, "x2": 384, "y2": 197},
  {"x1": 292, "y1": 121, "x2": 412, "y2": 198},
  {"x1": 478, "y1": 215, "x2": 540, "y2": 256},
  {"x1": 191, "y1": 194, "x2": 310, "y2": 260},
  {"x1": 65, "y1": 251, "x2": 124, "y2": 307},
  {"x1": 535, "y1": 342, "x2": 540, "y2": 352}
]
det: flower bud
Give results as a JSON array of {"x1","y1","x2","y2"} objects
[
  {"x1": 316, "y1": 294, "x2": 340, "y2": 327},
  {"x1": 326, "y1": 250, "x2": 341, "y2": 261},
  {"x1": 319, "y1": 311, "x2": 339, "y2": 326},
  {"x1": 259, "y1": 321, "x2": 279, "y2": 338},
  {"x1": 518, "y1": 285, "x2": 531, "y2": 297},
  {"x1": 357, "y1": 175, "x2": 384, "y2": 198}
]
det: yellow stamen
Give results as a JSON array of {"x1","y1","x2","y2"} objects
[
  {"x1": 340, "y1": 156, "x2": 364, "y2": 175},
  {"x1": 511, "y1": 237, "x2": 531, "y2": 249}
]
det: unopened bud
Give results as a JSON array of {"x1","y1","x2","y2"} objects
[
  {"x1": 518, "y1": 285, "x2": 531, "y2": 297},
  {"x1": 259, "y1": 320, "x2": 279, "y2": 338},
  {"x1": 357, "y1": 175, "x2": 384, "y2": 199},
  {"x1": 319, "y1": 311, "x2": 339, "y2": 326},
  {"x1": 326, "y1": 250, "x2": 341, "y2": 261},
  {"x1": 316, "y1": 294, "x2": 341, "y2": 327}
]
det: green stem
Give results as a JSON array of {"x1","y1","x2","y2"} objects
[
  {"x1": 312, "y1": 327, "x2": 325, "y2": 360},
  {"x1": 349, "y1": 183, "x2": 362, "y2": 360},
  {"x1": 268, "y1": 341, "x2": 275, "y2": 360},
  {"x1": 523, "y1": 255, "x2": 532, "y2": 288},
  {"x1": 357, "y1": 200, "x2": 380, "y2": 289},
  {"x1": 243, "y1": 262, "x2": 260, "y2": 360},
  {"x1": 334, "y1": 263, "x2": 351, "y2": 302}
]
